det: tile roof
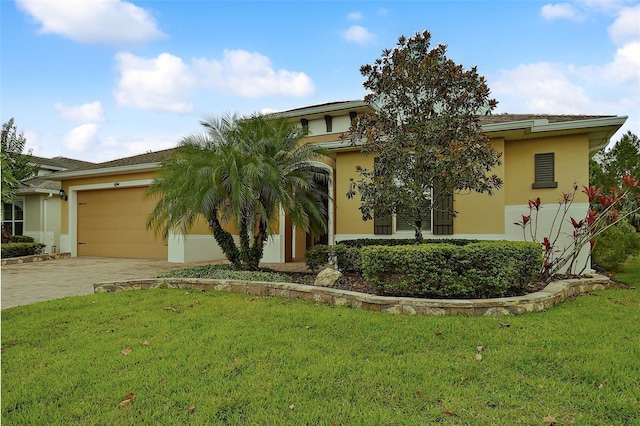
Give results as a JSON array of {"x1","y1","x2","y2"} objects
[
  {"x1": 53, "y1": 114, "x2": 619, "y2": 173},
  {"x1": 478, "y1": 113, "x2": 614, "y2": 125},
  {"x1": 29, "y1": 155, "x2": 95, "y2": 169},
  {"x1": 66, "y1": 148, "x2": 177, "y2": 171}
]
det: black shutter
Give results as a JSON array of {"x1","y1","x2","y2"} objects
[
  {"x1": 532, "y1": 153, "x2": 558, "y2": 189},
  {"x1": 324, "y1": 115, "x2": 332, "y2": 132},
  {"x1": 374, "y1": 214, "x2": 392, "y2": 235},
  {"x1": 373, "y1": 157, "x2": 392, "y2": 235},
  {"x1": 432, "y1": 180, "x2": 453, "y2": 235}
]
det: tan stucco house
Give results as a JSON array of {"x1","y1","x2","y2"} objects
[{"x1": 49, "y1": 100, "x2": 627, "y2": 266}]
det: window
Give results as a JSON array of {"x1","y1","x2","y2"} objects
[
  {"x1": 532, "y1": 152, "x2": 558, "y2": 189},
  {"x1": 3, "y1": 200, "x2": 24, "y2": 236},
  {"x1": 371, "y1": 158, "x2": 452, "y2": 235},
  {"x1": 395, "y1": 191, "x2": 432, "y2": 232},
  {"x1": 373, "y1": 157, "x2": 392, "y2": 235}
]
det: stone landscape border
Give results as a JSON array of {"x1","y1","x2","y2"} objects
[
  {"x1": 94, "y1": 274, "x2": 611, "y2": 316},
  {"x1": 1, "y1": 252, "x2": 71, "y2": 266}
]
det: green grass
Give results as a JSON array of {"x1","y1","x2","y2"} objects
[
  {"x1": 614, "y1": 255, "x2": 640, "y2": 287},
  {"x1": 2, "y1": 287, "x2": 639, "y2": 425}
]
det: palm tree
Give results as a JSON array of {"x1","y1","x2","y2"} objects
[{"x1": 146, "y1": 113, "x2": 329, "y2": 270}]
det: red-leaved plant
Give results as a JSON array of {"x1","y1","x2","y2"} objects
[{"x1": 515, "y1": 175, "x2": 640, "y2": 281}]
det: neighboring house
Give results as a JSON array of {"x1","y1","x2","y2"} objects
[
  {"x1": 49, "y1": 100, "x2": 627, "y2": 268},
  {"x1": 2, "y1": 156, "x2": 95, "y2": 253}
]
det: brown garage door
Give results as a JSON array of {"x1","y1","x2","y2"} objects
[{"x1": 77, "y1": 187, "x2": 168, "y2": 259}]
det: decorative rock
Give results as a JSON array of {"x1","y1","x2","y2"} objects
[{"x1": 314, "y1": 267, "x2": 342, "y2": 287}]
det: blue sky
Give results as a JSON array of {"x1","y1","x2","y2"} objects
[{"x1": 1, "y1": 0, "x2": 638, "y2": 163}]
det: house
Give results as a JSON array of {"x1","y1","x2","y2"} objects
[
  {"x1": 49, "y1": 100, "x2": 627, "y2": 267},
  {"x1": 2, "y1": 156, "x2": 95, "y2": 252}
]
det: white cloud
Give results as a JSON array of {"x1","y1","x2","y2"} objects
[
  {"x1": 347, "y1": 11, "x2": 363, "y2": 21},
  {"x1": 194, "y1": 49, "x2": 315, "y2": 98},
  {"x1": 64, "y1": 123, "x2": 99, "y2": 151},
  {"x1": 114, "y1": 52, "x2": 195, "y2": 113},
  {"x1": 22, "y1": 130, "x2": 40, "y2": 154},
  {"x1": 114, "y1": 50, "x2": 315, "y2": 112},
  {"x1": 608, "y1": 4, "x2": 640, "y2": 45},
  {"x1": 54, "y1": 101, "x2": 105, "y2": 122},
  {"x1": 94, "y1": 134, "x2": 179, "y2": 162},
  {"x1": 492, "y1": 62, "x2": 592, "y2": 113},
  {"x1": 16, "y1": 0, "x2": 164, "y2": 46},
  {"x1": 540, "y1": 3, "x2": 583, "y2": 21},
  {"x1": 602, "y1": 41, "x2": 640, "y2": 84},
  {"x1": 343, "y1": 25, "x2": 374, "y2": 45}
]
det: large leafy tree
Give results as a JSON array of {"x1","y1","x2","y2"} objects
[
  {"x1": 1, "y1": 118, "x2": 39, "y2": 203},
  {"x1": 344, "y1": 31, "x2": 503, "y2": 243},
  {"x1": 590, "y1": 130, "x2": 640, "y2": 229},
  {"x1": 146, "y1": 113, "x2": 329, "y2": 270}
]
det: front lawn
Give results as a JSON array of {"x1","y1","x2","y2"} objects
[
  {"x1": 2, "y1": 286, "x2": 639, "y2": 424},
  {"x1": 614, "y1": 255, "x2": 640, "y2": 287}
]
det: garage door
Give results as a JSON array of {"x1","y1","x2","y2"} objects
[{"x1": 77, "y1": 187, "x2": 168, "y2": 259}]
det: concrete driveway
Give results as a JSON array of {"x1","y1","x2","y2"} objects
[{"x1": 1, "y1": 257, "x2": 218, "y2": 309}]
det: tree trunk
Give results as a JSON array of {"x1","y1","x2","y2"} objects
[
  {"x1": 414, "y1": 220, "x2": 424, "y2": 244},
  {"x1": 238, "y1": 214, "x2": 251, "y2": 267},
  {"x1": 208, "y1": 215, "x2": 241, "y2": 269},
  {"x1": 247, "y1": 221, "x2": 268, "y2": 270}
]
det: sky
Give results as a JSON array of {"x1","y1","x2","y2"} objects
[{"x1": 1, "y1": 0, "x2": 639, "y2": 163}]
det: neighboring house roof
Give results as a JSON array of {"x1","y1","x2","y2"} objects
[
  {"x1": 47, "y1": 102, "x2": 627, "y2": 180},
  {"x1": 29, "y1": 155, "x2": 95, "y2": 171},
  {"x1": 16, "y1": 156, "x2": 96, "y2": 195}
]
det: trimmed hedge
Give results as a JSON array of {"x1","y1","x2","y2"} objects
[
  {"x1": 1, "y1": 242, "x2": 46, "y2": 258},
  {"x1": 8, "y1": 235, "x2": 35, "y2": 243},
  {"x1": 336, "y1": 238, "x2": 479, "y2": 248},
  {"x1": 361, "y1": 241, "x2": 542, "y2": 299},
  {"x1": 306, "y1": 239, "x2": 480, "y2": 273},
  {"x1": 305, "y1": 244, "x2": 361, "y2": 273}
]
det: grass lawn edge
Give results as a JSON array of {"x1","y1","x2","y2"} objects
[{"x1": 93, "y1": 273, "x2": 612, "y2": 316}]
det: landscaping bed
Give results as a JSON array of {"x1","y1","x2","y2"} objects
[{"x1": 284, "y1": 271, "x2": 550, "y2": 298}]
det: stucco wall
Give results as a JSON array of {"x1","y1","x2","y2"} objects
[
  {"x1": 455, "y1": 138, "x2": 506, "y2": 235},
  {"x1": 504, "y1": 133, "x2": 589, "y2": 206},
  {"x1": 335, "y1": 151, "x2": 374, "y2": 235}
]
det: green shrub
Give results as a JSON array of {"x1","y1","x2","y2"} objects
[
  {"x1": 361, "y1": 241, "x2": 542, "y2": 299},
  {"x1": 337, "y1": 238, "x2": 478, "y2": 248},
  {"x1": 305, "y1": 244, "x2": 331, "y2": 272},
  {"x1": 592, "y1": 221, "x2": 640, "y2": 272},
  {"x1": 458, "y1": 241, "x2": 542, "y2": 297},
  {"x1": 1, "y1": 242, "x2": 46, "y2": 258},
  {"x1": 305, "y1": 244, "x2": 362, "y2": 273},
  {"x1": 332, "y1": 244, "x2": 362, "y2": 273},
  {"x1": 8, "y1": 235, "x2": 35, "y2": 243}
]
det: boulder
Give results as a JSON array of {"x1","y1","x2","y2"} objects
[{"x1": 314, "y1": 267, "x2": 342, "y2": 287}]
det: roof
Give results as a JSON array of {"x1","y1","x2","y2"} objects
[
  {"x1": 47, "y1": 108, "x2": 626, "y2": 180},
  {"x1": 478, "y1": 114, "x2": 615, "y2": 125},
  {"x1": 29, "y1": 155, "x2": 95, "y2": 170},
  {"x1": 16, "y1": 155, "x2": 97, "y2": 194},
  {"x1": 66, "y1": 148, "x2": 176, "y2": 172}
]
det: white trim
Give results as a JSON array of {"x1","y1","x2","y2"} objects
[
  {"x1": 261, "y1": 234, "x2": 282, "y2": 263},
  {"x1": 278, "y1": 206, "x2": 286, "y2": 263},
  {"x1": 167, "y1": 232, "x2": 231, "y2": 263},
  {"x1": 505, "y1": 203, "x2": 591, "y2": 273}
]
